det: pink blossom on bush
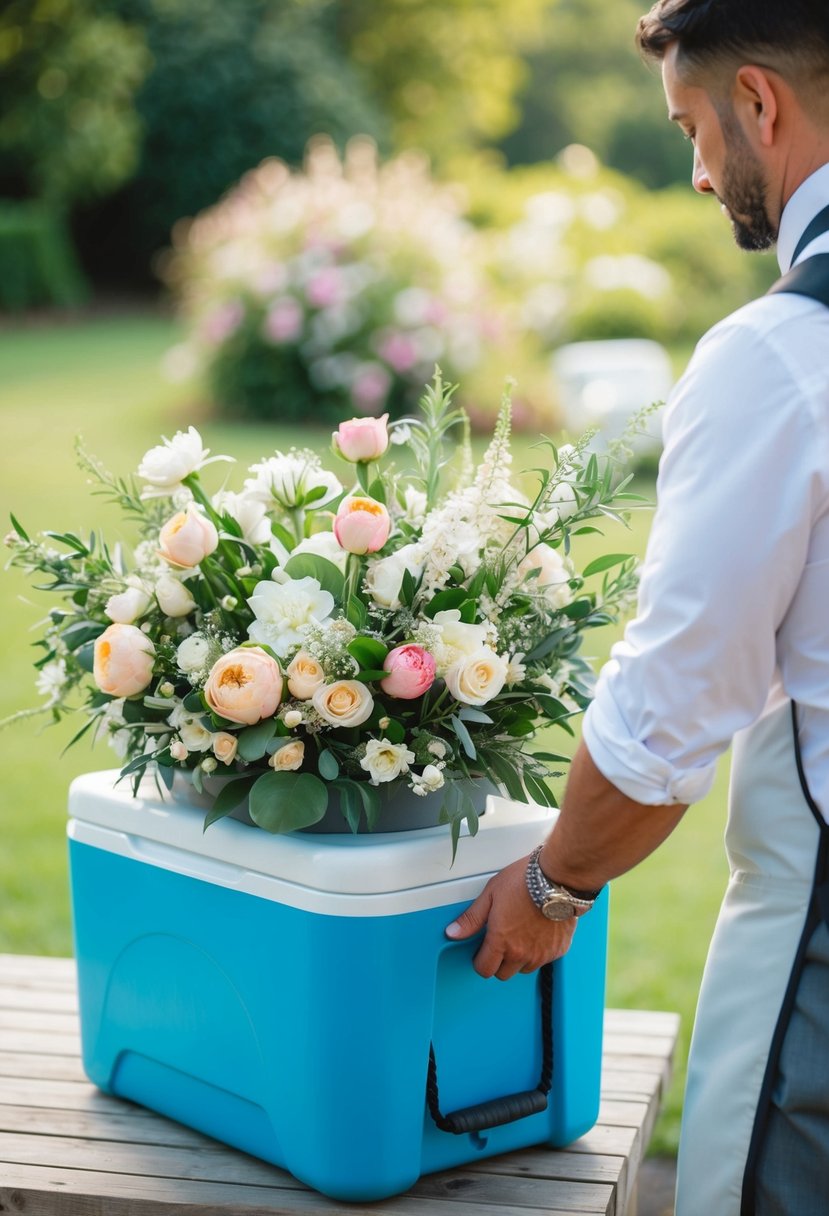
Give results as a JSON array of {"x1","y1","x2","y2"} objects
[
  {"x1": 201, "y1": 301, "x2": 244, "y2": 346},
  {"x1": 377, "y1": 332, "x2": 419, "y2": 374},
  {"x1": 351, "y1": 362, "x2": 391, "y2": 414},
  {"x1": 263, "y1": 297, "x2": 304, "y2": 344},
  {"x1": 305, "y1": 267, "x2": 344, "y2": 310},
  {"x1": 380, "y1": 645, "x2": 436, "y2": 700}
]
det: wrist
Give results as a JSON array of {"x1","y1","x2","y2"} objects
[
  {"x1": 538, "y1": 846, "x2": 603, "y2": 902},
  {"x1": 525, "y1": 846, "x2": 603, "y2": 921}
]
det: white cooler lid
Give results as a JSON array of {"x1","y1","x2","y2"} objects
[{"x1": 68, "y1": 770, "x2": 556, "y2": 916}]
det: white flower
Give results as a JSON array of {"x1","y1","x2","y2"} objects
[
  {"x1": 419, "y1": 763, "x2": 445, "y2": 793},
  {"x1": 36, "y1": 659, "x2": 67, "y2": 706},
  {"x1": 137, "y1": 426, "x2": 232, "y2": 498},
  {"x1": 247, "y1": 576, "x2": 335, "y2": 657},
  {"x1": 179, "y1": 719, "x2": 214, "y2": 752},
  {"x1": 427, "y1": 739, "x2": 448, "y2": 759},
  {"x1": 283, "y1": 709, "x2": 303, "y2": 728},
  {"x1": 201, "y1": 756, "x2": 218, "y2": 774},
  {"x1": 445, "y1": 646, "x2": 509, "y2": 706},
  {"x1": 361, "y1": 738, "x2": 416, "y2": 785},
  {"x1": 244, "y1": 449, "x2": 342, "y2": 511},
  {"x1": 98, "y1": 697, "x2": 130, "y2": 758},
  {"x1": 432, "y1": 609, "x2": 489, "y2": 675},
  {"x1": 364, "y1": 543, "x2": 424, "y2": 610},
  {"x1": 105, "y1": 578, "x2": 152, "y2": 624},
  {"x1": 545, "y1": 481, "x2": 579, "y2": 523},
  {"x1": 212, "y1": 490, "x2": 273, "y2": 545},
  {"x1": 291, "y1": 530, "x2": 348, "y2": 573},
  {"x1": 176, "y1": 633, "x2": 212, "y2": 674},
  {"x1": 518, "y1": 545, "x2": 573, "y2": 609},
  {"x1": 506, "y1": 653, "x2": 527, "y2": 685},
  {"x1": 400, "y1": 485, "x2": 427, "y2": 527},
  {"x1": 155, "y1": 573, "x2": 197, "y2": 618}
]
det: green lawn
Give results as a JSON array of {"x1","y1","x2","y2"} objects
[{"x1": 0, "y1": 312, "x2": 727, "y2": 1153}]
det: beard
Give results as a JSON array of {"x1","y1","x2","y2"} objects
[{"x1": 716, "y1": 112, "x2": 776, "y2": 252}]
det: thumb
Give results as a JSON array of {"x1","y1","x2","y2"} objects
[{"x1": 445, "y1": 889, "x2": 492, "y2": 940}]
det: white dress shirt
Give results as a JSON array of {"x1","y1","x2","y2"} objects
[{"x1": 583, "y1": 162, "x2": 829, "y2": 818}]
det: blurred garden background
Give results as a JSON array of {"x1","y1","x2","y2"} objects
[{"x1": 1, "y1": 0, "x2": 781, "y2": 1155}]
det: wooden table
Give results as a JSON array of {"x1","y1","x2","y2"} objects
[{"x1": 0, "y1": 955, "x2": 679, "y2": 1216}]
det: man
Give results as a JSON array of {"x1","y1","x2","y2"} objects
[{"x1": 445, "y1": 3, "x2": 829, "y2": 1213}]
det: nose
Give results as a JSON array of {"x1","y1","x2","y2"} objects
[{"x1": 692, "y1": 147, "x2": 713, "y2": 195}]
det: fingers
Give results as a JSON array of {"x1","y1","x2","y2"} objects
[{"x1": 445, "y1": 888, "x2": 493, "y2": 941}]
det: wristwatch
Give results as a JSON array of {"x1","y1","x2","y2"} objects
[{"x1": 525, "y1": 845, "x2": 602, "y2": 921}]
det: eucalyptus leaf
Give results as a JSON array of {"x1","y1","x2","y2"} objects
[
  {"x1": 249, "y1": 772, "x2": 328, "y2": 833},
  {"x1": 283, "y1": 553, "x2": 345, "y2": 602},
  {"x1": 457, "y1": 707, "x2": 493, "y2": 724},
  {"x1": 237, "y1": 718, "x2": 278, "y2": 761},
  {"x1": 450, "y1": 714, "x2": 477, "y2": 760},
  {"x1": 203, "y1": 776, "x2": 258, "y2": 829},
  {"x1": 318, "y1": 749, "x2": 340, "y2": 780}
]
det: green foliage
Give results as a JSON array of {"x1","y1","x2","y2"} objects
[
  {"x1": 337, "y1": 0, "x2": 549, "y2": 159},
  {"x1": 90, "y1": 0, "x2": 386, "y2": 276},
  {"x1": 0, "y1": 201, "x2": 88, "y2": 311},
  {"x1": 0, "y1": 0, "x2": 149, "y2": 206},
  {"x1": 500, "y1": 0, "x2": 690, "y2": 189}
]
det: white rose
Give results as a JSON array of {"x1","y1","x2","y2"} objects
[
  {"x1": 432, "y1": 609, "x2": 490, "y2": 676},
  {"x1": 155, "y1": 573, "x2": 197, "y2": 618},
  {"x1": 518, "y1": 544, "x2": 573, "y2": 609},
  {"x1": 244, "y1": 450, "x2": 342, "y2": 510},
  {"x1": 213, "y1": 490, "x2": 273, "y2": 545},
  {"x1": 291, "y1": 530, "x2": 348, "y2": 573},
  {"x1": 269, "y1": 740, "x2": 305, "y2": 771},
  {"x1": 312, "y1": 680, "x2": 374, "y2": 728},
  {"x1": 176, "y1": 633, "x2": 212, "y2": 673},
  {"x1": 445, "y1": 646, "x2": 509, "y2": 706},
  {"x1": 178, "y1": 718, "x2": 213, "y2": 752},
  {"x1": 105, "y1": 578, "x2": 152, "y2": 624},
  {"x1": 361, "y1": 738, "x2": 416, "y2": 785},
  {"x1": 138, "y1": 426, "x2": 232, "y2": 497},
  {"x1": 365, "y1": 544, "x2": 424, "y2": 610},
  {"x1": 546, "y1": 481, "x2": 578, "y2": 523},
  {"x1": 400, "y1": 485, "x2": 427, "y2": 527},
  {"x1": 247, "y1": 576, "x2": 335, "y2": 657}
]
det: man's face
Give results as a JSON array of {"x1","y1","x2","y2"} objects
[{"x1": 662, "y1": 42, "x2": 776, "y2": 251}]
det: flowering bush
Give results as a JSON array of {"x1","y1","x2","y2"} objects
[
  {"x1": 164, "y1": 138, "x2": 503, "y2": 424},
  {"x1": 5, "y1": 374, "x2": 640, "y2": 849}
]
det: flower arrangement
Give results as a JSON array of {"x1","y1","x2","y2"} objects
[
  {"x1": 5, "y1": 374, "x2": 640, "y2": 850},
  {"x1": 163, "y1": 137, "x2": 504, "y2": 425}
]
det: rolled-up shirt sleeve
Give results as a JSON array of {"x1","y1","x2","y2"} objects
[{"x1": 583, "y1": 308, "x2": 821, "y2": 806}]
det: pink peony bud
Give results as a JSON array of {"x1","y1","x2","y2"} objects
[
  {"x1": 380, "y1": 644, "x2": 436, "y2": 700},
  {"x1": 159, "y1": 503, "x2": 219, "y2": 568},
  {"x1": 333, "y1": 495, "x2": 391, "y2": 555},
  {"x1": 93, "y1": 623, "x2": 156, "y2": 698},
  {"x1": 332, "y1": 414, "x2": 390, "y2": 463}
]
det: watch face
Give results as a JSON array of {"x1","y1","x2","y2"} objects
[{"x1": 541, "y1": 894, "x2": 576, "y2": 921}]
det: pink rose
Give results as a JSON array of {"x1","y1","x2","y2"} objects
[
  {"x1": 159, "y1": 503, "x2": 219, "y2": 568},
  {"x1": 204, "y1": 646, "x2": 283, "y2": 726},
  {"x1": 333, "y1": 495, "x2": 391, "y2": 555},
  {"x1": 380, "y1": 644, "x2": 436, "y2": 700},
  {"x1": 332, "y1": 414, "x2": 389, "y2": 463},
  {"x1": 93, "y1": 623, "x2": 156, "y2": 698}
]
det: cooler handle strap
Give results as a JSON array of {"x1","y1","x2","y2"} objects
[{"x1": 425, "y1": 961, "x2": 553, "y2": 1135}]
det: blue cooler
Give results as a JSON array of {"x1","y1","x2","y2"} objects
[{"x1": 67, "y1": 771, "x2": 608, "y2": 1201}]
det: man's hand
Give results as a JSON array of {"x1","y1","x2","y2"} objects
[{"x1": 444, "y1": 855, "x2": 577, "y2": 980}]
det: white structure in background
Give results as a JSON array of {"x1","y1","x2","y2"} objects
[{"x1": 551, "y1": 339, "x2": 673, "y2": 454}]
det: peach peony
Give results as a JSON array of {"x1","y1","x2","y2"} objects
[
  {"x1": 93, "y1": 623, "x2": 156, "y2": 698},
  {"x1": 204, "y1": 646, "x2": 283, "y2": 726}
]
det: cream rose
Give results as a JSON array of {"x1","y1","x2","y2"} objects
[
  {"x1": 212, "y1": 732, "x2": 238, "y2": 765},
  {"x1": 432, "y1": 609, "x2": 490, "y2": 675},
  {"x1": 178, "y1": 718, "x2": 213, "y2": 752},
  {"x1": 444, "y1": 646, "x2": 509, "y2": 707},
  {"x1": 93, "y1": 623, "x2": 156, "y2": 698},
  {"x1": 176, "y1": 633, "x2": 212, "y2": 674},
  {"x1": 518, "y1": 544, "x2": 573, "y2": 610},
  {"x1": 269, "y1": 740, "x2": 305, "y2": 771},
  {"x1": 104, "y1": 578, "x2": 152, "y2": 625},
  {"x1": 155, "y1": 573, "x2": 197, "y2": 617},
  {"x1": 312, "y1": 680, "x2": 374, "y2": 728},
  {"x1": 286, "y1": 650, "x2": 326, "y2": 700},
  {"x1": 204, "y1": 646, "x2": 283, "y2": 726}
]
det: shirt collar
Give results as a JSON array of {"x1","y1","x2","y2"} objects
[{"x1": 777, "y1": 162, "x2": 829, "y2": 272}]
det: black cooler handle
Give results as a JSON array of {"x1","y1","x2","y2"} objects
[{"x1": 425, "y1": 961, "x2": 554, "y2": 1134}]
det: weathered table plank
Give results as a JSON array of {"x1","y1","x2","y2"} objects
[{"x1": 0, "y1": 955, "x2": 679, "y2": 1216}]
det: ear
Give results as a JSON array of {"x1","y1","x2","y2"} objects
[{"x1": 734, "y1": 65, "x2": 779, "y2": 148}]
